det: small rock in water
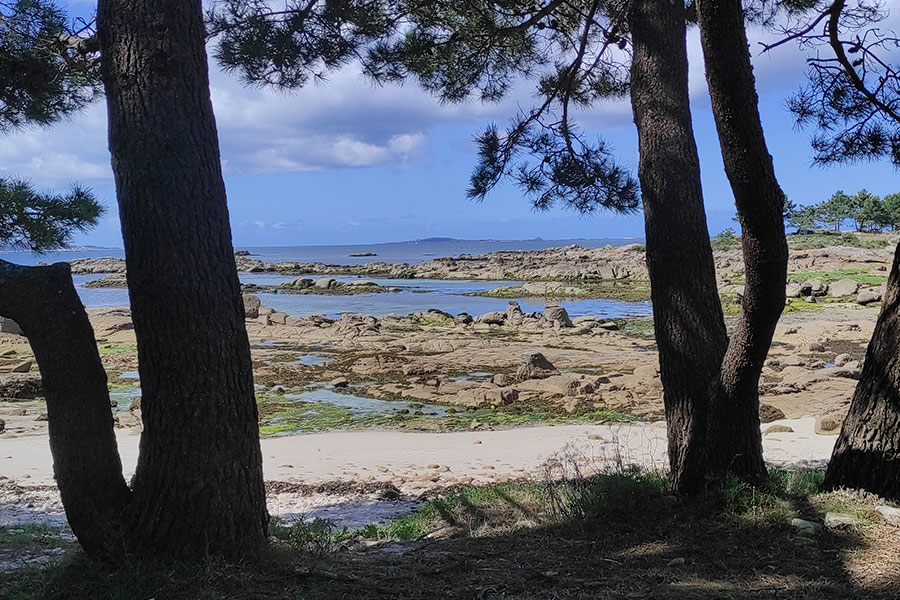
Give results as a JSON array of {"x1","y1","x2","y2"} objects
[
  {"x1": 587, "y1": 433, "x2": 602, "y2": 441},
  {"x1": 330, "y1": 377, "x2": 350, "y2": 388}
]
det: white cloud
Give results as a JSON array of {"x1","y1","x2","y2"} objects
[{"x1": 0, "y1": 13, "x2": 855, "y2": 186}]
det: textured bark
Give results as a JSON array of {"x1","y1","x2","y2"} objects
[
  {"x1": 628, "y1": 0, "x2": 729, "y2": 494},
  {"x1": 0, "y1": 259, "x2": 131, "y2": 558},
  {"x1": 97, "y1": 0, "x2": 268, "y2": 556},
  {"x1": 825, "y1": 243, "x2": 900, "y2": 499},
  {"x1": 696, "y1": 0, "x2": 788, "y2": 484}
]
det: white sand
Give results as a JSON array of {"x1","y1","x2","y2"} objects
[{"x1": 1, "y1": 417, "x2": 835, "y2": 489}]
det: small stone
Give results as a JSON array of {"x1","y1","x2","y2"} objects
[
  {"x1": 11, "y1": 360, "x2": 32, "y2": 373},
  {"x1": 824, "y1": 512, "x2": 858, "y2": 528},
  {"x1": 472, "y1": 440, "x2": 482, "y2": 444},
  {"x1": 759, "y1": 403, "x2": 786, "y2": 424},
  {"x1": 598, "y1": 321, "x2": 619, "y2": 331},
  {"x1": 667, "y1": 558, "x2": 685, "y2": 567},
  {"x1": 791, "y1": 518, "x2": 823, "y2": 535},
  {"x1": 815, "y1": 415, "x2": 842, "y2": 435},
  {"x1": 482, "y1": 465, "x2": 495, "y2": 470},
  {"x1": 764, "y1": 424, "x2": 794, "y2": 435},
  {"x1": 875, "y1": 505, "x2": 900, "y2": 526},
  {"x1": 330, "y1": 377, "x2": 349, "y2": 388},
  {"x1": 587, "y1": 433, "x2": 602, "y2": 440},
  {"x1": 427, "y1": 464, "x2": 441, "y2": 470},
  {"x1": 834, "y1": 353, "x2": 852, "y2": 367}
]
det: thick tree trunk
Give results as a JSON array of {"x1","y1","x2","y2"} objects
[
  {"x1": 696, "y1": 0, "x2": 788, "y2": 484},
  {"x1": 824, "y1": 243, "x2": 900, "y2": 499},
  {"x1": 628, "y1": 0, "x2": 729, "y2": 494},
  {"x1": 97, "y1": 0, "x2": 268, "y2": 556},
  {"x1": 0, "y1": 259, "x2": 131, "y2": 558}
]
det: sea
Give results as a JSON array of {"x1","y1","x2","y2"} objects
[{"x1": 1, "y1": 238, "x2": 652, "y2": 320}]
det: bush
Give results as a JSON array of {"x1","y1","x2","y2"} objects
[{"x1": 711, "y1": 228, "x2": 740, "y2": 251}]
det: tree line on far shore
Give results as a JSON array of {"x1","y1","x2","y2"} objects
[{"x1": 785, "y1": 190, "x2": 900, "y2": 233}]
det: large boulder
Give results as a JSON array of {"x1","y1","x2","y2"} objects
[
  {"x1": 313, "y1": 277, "x2": 338, "y2": 290},
  {"x1": 857, "y1": 286, "x2": 883, "y2": 305},
  {"x1": 289, "y1": 277, "x2": 313, "y2": 288},
  {"x1": 800, "y1": 278, "x2": 827, "y2": 297},
  {"x1": 515, "y1": 351, "x2": 559, "y2": 381},
  {"x1": 544, "y1": 305, "x2": 573, "y2": 327},
  {"x1": 506, "y1": 301, "x2": 525, "y2": 325},
  {"x1": 454, "y1": 313, "x2": 473, "y2": 325},
  {"x1": 475, "y1": 311, "x2": 506, "y2": 325},
  {"x1": 453, "y1": 386, "x2": 518, "y2": 408},
  {"x1": 759, "y1": 403, "x2": 786, "y2": 424},
  {"x1": 0, "y1": 317, "x2": 23, "y2": 335},
  {"x1": 829, "y1": 278, "x2": 859, "y2": 298},
  {"x1": 242, "y1": 294, "x2": 261, "y2": 319}
]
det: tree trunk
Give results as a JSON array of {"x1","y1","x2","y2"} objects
[
  {"x1": 696, "y1": 0, "x2": 788, "y2": 484},
  {"x1": 0, "y1": 259, "x2": 131, "y2": 558},
  {"x1": 824, "y1": 242, "x2": 900, "y2": 499},
  {"x1": 628, "y1": 0, "x2": 729, "y2": 494},
  {"x1": 97, "y1": 0, "x2": 268, "y2": 557}
]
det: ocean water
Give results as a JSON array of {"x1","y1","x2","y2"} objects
[
  {"x1": 73, "y1": 272, "x2": 652, "y2": 319},
  {"x1": 0, "y1": 237, "x2": 641, "y2": 267},
  {"x1": 4, "y1": 238, "x2": 651, "y2": 319}
]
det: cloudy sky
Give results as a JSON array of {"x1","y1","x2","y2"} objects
[{"x1": 2, "y1": 3, "x2": 898, "y2": 248}]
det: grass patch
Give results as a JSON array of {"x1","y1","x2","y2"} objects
[
  {"x1": 97, "y1": 344, "x2": 136, "y2": 356},
  {"x1": 474, "y1": 280, "x2": 651, "y2": 302},
  {"x1": 787, "y1": 231, "x2": 895, "y2": 250},
  {"x1": 788, "y1": 268, "x2": 889, "y2": 287},
  {"x1": 618, "y1": 317, "x2": 655, "y2": 339},
  {"x1": 718, "y1": 468, "x2": 825, "y2": 527},
  {"x1": 0, "y1": 525, "x2": 70, "y2": 552}
]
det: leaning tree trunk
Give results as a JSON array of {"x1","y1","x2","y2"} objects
[
  {"x1": 628, "y1": 0, "x2": 730, "y2": 494},
  {"x1": 824, "y1": 242, "x2": 900, "y2": 499},
  {"x1": 97, "y1": 0, "x2": 268, "y2": 556},
  {"x1": 696, "y1": 0, "x2": 788, "y2": 484},
  {"x1": 0, "y1": 260, "x2": 131, "y2": 558}
]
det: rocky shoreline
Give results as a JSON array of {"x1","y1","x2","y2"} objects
[{"x1": 65, "y1": 241, "x2": 899, "y2": 304}]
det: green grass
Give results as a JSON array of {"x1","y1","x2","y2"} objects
[
  {"x1": 0, "y1": 524, "x2": 70, "y2": 551},
  {"x1": 787, "y1": 267, "x2": 889, "y2": 286},
  {"x1": 97, "y1": 344, "x2": 137, "y2": 356},
  {"x1": 474, "y1": 280, "x2": 651, "y2": 302},
  {"x1": 718, "y1": 468, "x2": 826, "y2": 527},
  {"x1": 257, "y1": 394, "x2": 636, "y2": 437}
]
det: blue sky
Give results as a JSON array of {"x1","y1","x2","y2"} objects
[{"x1": 1, "y1": 5, "x2": 898, "y2": 248}]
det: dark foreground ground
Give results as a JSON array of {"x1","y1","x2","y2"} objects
[{"x1": 2, "y1": 468, "x2": 899, "y2": 599}]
